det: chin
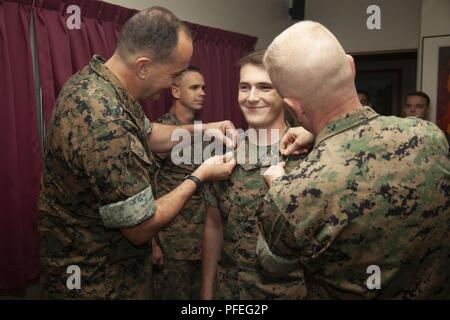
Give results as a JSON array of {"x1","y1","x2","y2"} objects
[
  {"x1": 188, "y1": 104, "x2": 203, "y2": 112},
  {"x1": 244, "y1": 116, "x2": 269, "y2": 128},
  {"x1": 149, "y1": 92, "x2": 162, "y2": 101}
]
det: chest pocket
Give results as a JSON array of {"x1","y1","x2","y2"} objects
[{"x1": 130, "y1": 136, "x2": 158, "y2": 195}]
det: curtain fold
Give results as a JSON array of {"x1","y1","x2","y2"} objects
[
  {"x1": 34, "y1": 0, "x2": 257, "y2": 125},
  {"x1": 186, "y1": 22, "x2": 256, "y2": 129},
  {"x1": 34, "y1": 0, "x2": 138, "y2": 125},
  {"x1": 0, "y1": 0, "x2": 41, "y2": 289},
  {"x1": 1, "y1": 0, "x2": 256, "y2": 289}
]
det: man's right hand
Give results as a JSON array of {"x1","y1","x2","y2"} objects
[
  {"x1": 194, "y1": 152, "x2": 236, "y2": 182},
  {"x1": 280, "y1": 127, "x2": 314, "y2": 156},
  {"x1": 151, "y1": 238, "x2": 164, "y2": 266}
]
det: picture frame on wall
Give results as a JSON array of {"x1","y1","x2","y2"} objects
[
  {"x1": 420, "y1": 34, "x2": 450, "y2": 135},
  {"x1": 355, "y1": 69, "x2": 402, "y2": 117}
]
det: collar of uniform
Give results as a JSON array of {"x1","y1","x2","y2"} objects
[
  {"x1": 314, "y1": 106, "x2": 380, "y2": 148},
  {"x1": 88, "y1": 55, "x2": 138, "y2": 110},
  {"x1": 167, "y1": 107, "x2": 184, "y2": 126},
  {"x1": 237, "y1": 122, "x2": 290, "y2": 171}
]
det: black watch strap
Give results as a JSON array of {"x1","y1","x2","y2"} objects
[{"x1": 185, "y1": 174, "x2": 203, "y2": 193}]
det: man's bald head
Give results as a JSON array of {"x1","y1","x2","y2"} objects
[{"x1": 264, "y1": 21, "x2": 355, "y2": 111}]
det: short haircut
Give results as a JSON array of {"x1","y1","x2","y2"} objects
[
  {"x1": 238, "y1": 49, "x2": 266, "y2": 68},
  {"x1": 406, "y1": 91, "x2": 430, "y2": 106},
  {"x1": 184, "y1": 65, "x2": 201, "y2": 74},
  {"x1": 173, "y1": 65, "x2": 202, "y2": 84},
  {"x1": 117, "y1": 6, "x2": 191, "y2": 64},
  {"x1": 264, "y1": 21, "x2": 354, "y2": 109}
]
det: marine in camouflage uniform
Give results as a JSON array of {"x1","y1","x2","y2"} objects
[
  {"x1": 38, "y1": 55, "x2": 157, "y2": 299},
  {"x1": 152, "y1": 108, "x2": 205, "y2": 299},
  {"x1": 207, "y1": 127, "x2": 307, "y2": 300},
  {"x1": 257, "y1": 106, "x2": 450, "y2": 299}
]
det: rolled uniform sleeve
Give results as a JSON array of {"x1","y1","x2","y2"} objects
[
  {"x1": 258, "y1": 174, "x2": 332, "y2": 263},
  {"x1": 82, "y1": 119, "x2": 156, "y2": 229}
]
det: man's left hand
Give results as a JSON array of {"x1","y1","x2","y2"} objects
[{"x1": 204, "y1": 121, "x2": 238, "y2": 149}]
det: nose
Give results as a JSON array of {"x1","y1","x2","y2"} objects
[{"x1": 247, "y1": 87, "x2": 259, "y2": 103}]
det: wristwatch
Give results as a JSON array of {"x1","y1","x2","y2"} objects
[{"x1": 185, "y1": 174, "x2": 204, "y2": 194}]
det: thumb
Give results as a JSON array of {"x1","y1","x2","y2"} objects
[
  {"x1": 224, "y1": 151, "x2": 234, "y2": 163},
  {"x1": 283, "y1": 142, "x2": 298, "y2": 156},
  {"x1": 279, "y1": 134, "x2": 291, "y2": 153}
]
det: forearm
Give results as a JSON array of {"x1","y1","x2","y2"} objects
[
  {"x1": 122, "y1": 178, "x2": 198, "y2": 245},
  {"x1": 201, "y1": 207, "x2": 223, "y2": 299},
  {"x1": 148, "y1": 122, "x2": 202, "y2": 153}
]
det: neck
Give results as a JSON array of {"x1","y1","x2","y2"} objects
[
  {"x1": 310, "y1": 94, "x2": 360, "y2": 136},
  {"x1": 173, "y1": 102, "x2": 196, "y2": 124},
  {"x1": 248, "y1": 115, "x2": 287, "y2": 146},
  {"x1": 105, "y1": 53, "x2": 140, "y2": 101}
]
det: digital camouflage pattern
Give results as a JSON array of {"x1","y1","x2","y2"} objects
[
  {"x1": 153, "y1": 108, "x2": 205, "y2": 261},
  {"x1": 152, "y1": 109, "x2": 205, "y2": 299},
  {"x1": 207, "y1": 129, "x2": 307, "y2": 300},
  {"x1": 257, "y1": 106, "x2": 450, "y2": 299},
  {"x1": 38, "y1": 55, "x2": 158, "y2": 299},
  {"x1": 152, "y1": 259, "x2": 202, "y2": 300}
]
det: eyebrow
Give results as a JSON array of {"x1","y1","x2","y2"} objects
[{"x1": 239, "y1": 82, "x2": 273, "y2": 86}]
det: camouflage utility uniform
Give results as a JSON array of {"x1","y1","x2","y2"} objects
[
  {"x1": 257, "y1": 106, "x2": 450, "y2": 299},
  {"x1": 39, "y1": 55, "x2": 158, "y2": 299},
  {"x1": 207, "y1": 128, "x2": 307, "y2": 300},
  {"x1": 152, "y1": 109, "x2": 205, "y2": 299}
]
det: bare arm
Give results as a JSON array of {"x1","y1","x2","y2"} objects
[
  {"x1": 122, "y1": 177, "x2": 199, "y2": 246},
  {"x1": 151, "y1": 237, "x2": 164, "y2": 266},
  {"x1": 201, "y1": 205, "x2": 223, "y2": 300},
  {"x1": 121, "y1": 153, "x2": 235, "y2": 246},
  {"x1": 148, "y1": 121, "x2": 237, "y2": 153}
]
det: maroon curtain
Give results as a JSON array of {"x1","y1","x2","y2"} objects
[
  {"x1": 0, "y1": 0, "x2": 41, "y2": 289},
  {"x1": 34, "y1": 0, "x2": 257, "y2": 126},
  {"x1": 0, "y1": 0, "x2": 256, "y2": 289},
  {"x1": 33, "y1": 0, "x2": 138, "y2": 125},
  {"x1": 186, "y1": 22, "x2": 256, "y2": 129}
]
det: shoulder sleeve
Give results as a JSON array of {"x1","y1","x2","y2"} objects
[
  {"x1": 258, "y1": 171, "x2": 331, "y2": 260},
  {"x1": 82, "y1": 118, "x2": 157, "y2": 229}
]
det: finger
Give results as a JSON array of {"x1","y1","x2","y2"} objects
[
  {"x1": 223, "y1": 135, "x2": 234, "y2": 149},
  {"x1": 291, "y1": 149, "x2": 308, "y2": 155},
  {"x1": 224, "y1": 120, "x2": 236, "y2": 132},
  {"x1": 228, "y1": 128, "x2": 239, "y2": 148},
  {"x1": 224, "y1": 151, "x2": 234, "y2": 163},
  {"x1": 282, "y1": 142, "x2": 299, "y2": 156},
  {"x1": 279, "y1": 134, "x2": 291, "y2": 153}
]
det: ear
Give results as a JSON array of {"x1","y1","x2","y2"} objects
[
  {"x1": 135, "y1": 57, "x2": 152, "y2": 80},
  {"x1": 346, "y1": 54, "x2": 356, "y2": 78},
  {"x1": 283, "y1": 97, "x2": 303, "y2": 120},
  {"x1": 172, "y1": 84, "x2": 180, "y2": 99}
]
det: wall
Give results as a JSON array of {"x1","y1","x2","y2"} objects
[
  {"x1": 304, "y1": 0, "x2": 422, "y2": 54},
  {"x1": 105, "y1": 0, "x2": 295, "y2": 49},
  {"x1": 420, "y1": 0, "x2": 450, "y2": 38},
  {"x1": 355, "y1": 55, "x2": 417, "y2": 116},
  {"x1": 417, "y1": 0, "x2": 450, "y2": 121}
]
